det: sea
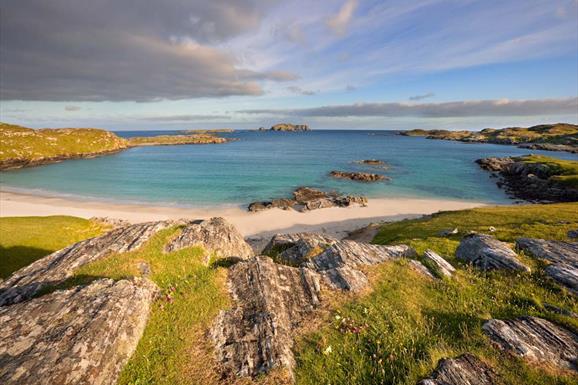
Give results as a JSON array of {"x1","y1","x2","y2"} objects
[{"x1": 1, "y1": 130, "x2": 576, "y2": 207}]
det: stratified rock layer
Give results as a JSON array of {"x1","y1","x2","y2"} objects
[
  {"x1": 456, "y1": 234, "x2": 530, "y2": 272},
  {"x1": 164, "y1": 217, "x2": 253, "y2": 262},
  {"x1": 516, "y1": 238, "x2": 578, "y2": 267},
  {"x1": 0, "y1": 278, "x2": 159, "y2": 385},
  {"x1": 544, "y1": 263, "x2": 578, "y2": 294},
  {"x1": 263, "y1": 233, "x2": 338, "y2": 265},
  {"x1": 423, "y1": 249, "x2": 455, "y2": 278},
  {"x1": 417, "y1": 353, "x2": 500, "y2": 385},
  {"x1": 0, "y1": 221, "x2": 171, "y2": 306},
  {"x1": 483, "y1": 316, "x2": 578, "y2": 371},
  {"x1": 210, "y1": 256, "x2": 321, "y2": 378}
]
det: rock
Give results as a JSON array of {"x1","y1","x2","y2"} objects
[
  {"x1": 516, "y1": 238, "x2": 578, "y2": 267},
  {"x1": 488, "y1": 226, "x2": 496, "y2": 232},
  {"x1": 263, "y1": 233, "x2": 338, "y2": 266},
  {"x1": 332, "y1": 195, "x2": 368, "y2": 208},
  {"x1": 456, "y1": 234, "x2": 530, "y2": 272},
  {"x1": 248, "y1": 198, "x2": 296, "y2": 212},
  {"x1": 0, "y1": 221, "x2": 172, "y2": 306},
  {"x1": 164, "y1": 217, "x2": 253, "y2": 263},
  {"x1": 543, "y1": 303, "x2": 578, "y2": 318},
  {"x1": 417, "y1": 353, "x2": 500, "y2": 385},
  {"x1": 304, "y1": 197, "x2": 335, "y2": 211},
  {"x1": 293, "y1": 187, "x2": 328, "y2": 202},
  {"x1": 210, "y1": 256, "x2": 321, "y2": 378},
  {"x1": 408, "y1": 260, "x2": 436, "y2": 279},
  {"x1": 0, "y1": 278, "x2": 158, "y2": 385},
  {"x1": 483, "y1": 316, "x2": 578, "y2": 371},
  {"x1": 423, "y1": 249, "x2": 455, "y2": 278},
  {"x1": 355, "y1": 159, "x2": 388, "y2": 169},
  {"x1": 329, "y1": 170, "x2": 388, "y2": 182},
  {"x1": 568, "y1": 229, "x2": 578, "y2": 239},
  {"x1": 439, "y1": 228, "x2": 459, "y2": 237},
  {"x1": 344, "y1": 222, "x2": 382, "y2": 243},
  {"x1": 544, "y1": 263, "x2": 578, "y2": 294},
  {"x1": 270, "y1": 123, "x2": 310, "y2": 132},
  {"x1": 90, "y1": 216, "x2": 131, "y2": 228}
]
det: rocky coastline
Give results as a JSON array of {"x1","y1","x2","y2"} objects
[
  {"x1": 258, "y1": 123, "x2": 310, "y2": 132},
  {"x1": 329, "y1": 170, "x2": 388, "y2": 182}
]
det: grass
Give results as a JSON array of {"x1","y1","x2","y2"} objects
[
  {"x1": 0, "y1": 216, "x2": 108, "y2": 278},
  {"x1": 515, "y1": 154, "x2": 578, "y2": 189},
  {"x1": 294, "y1": 203, "x2": 578, "y2": 385},
  {"x1": 0, "y1": 122, "x2": 128, "y2": 163}
]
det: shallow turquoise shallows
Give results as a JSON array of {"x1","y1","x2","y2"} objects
[{"x1": 1, "y1": 130, "x2": 576, "y2": 207}]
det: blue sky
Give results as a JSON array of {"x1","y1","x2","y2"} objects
[{"x1": 1, "y1": 0, "x2": 577, "y2": 130}]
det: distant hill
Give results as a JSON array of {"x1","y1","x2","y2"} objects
[{"x1": 259, "y1": 123, "x2": 310, "y2": 132}]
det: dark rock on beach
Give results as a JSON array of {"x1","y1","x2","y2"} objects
[
  {"x1": 417, "y1": 353, "x2": 500, "y2": 385},
  {"x1": 247, "y1": 187, "x2": 367, "y2": 212},
  {"x1": 456, "y1": 234, "x2": 530, "y2": 272},
  {"x1": 329, "y1": 170, "x2": 388, "y2": 182},
  {"x1": 0, "y1": 220, "x2": 172, "y2": 306},
  {"x1": 164, "y1": 217, "x2": 253, "y2": 263},
  {"x1": 0, "y1": 278, "x2": 159, "y2": 385},
  {"x1": 483, "y1": 316, "x2": 578, "y2": 371}
]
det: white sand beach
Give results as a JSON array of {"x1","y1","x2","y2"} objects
[{"x1": 0, "y1": 190, "x2": 485, "y2": 238}]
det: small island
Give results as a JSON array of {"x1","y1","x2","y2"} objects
[
  {"x1": 401, "y1": 123, "x2": 578, "y2": 153},
  {"x1": 258, "y1": 123, "x2": 310, "y2": 132}
]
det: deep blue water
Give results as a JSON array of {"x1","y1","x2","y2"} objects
[{"x1": 1, "y1": 130, "x2": 576, "y2": 207}]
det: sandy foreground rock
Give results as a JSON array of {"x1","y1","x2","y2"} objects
[
  {"x1": 0, "y1": 220, "x2": 172, "y2": 306},
  {"x1": 483, "y1": 316, "x2": 578, "y2": 371},
  {"x1": 418, "y1": 353, "x2": 500, "y2": 385},
  {"x1": 0, "y1": 278, "x2": 159, "y2": 385},
  {"x1": 456, "y1": 234, "x2": 530, "y2": 272}
]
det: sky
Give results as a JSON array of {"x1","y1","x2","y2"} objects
[{"x1": 1, "y1": 0, "x2": 577, "y2": 131}]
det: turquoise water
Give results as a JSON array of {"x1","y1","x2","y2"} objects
[{"x1": 1, "y1": 130, "x2": 576, "y2": 207}]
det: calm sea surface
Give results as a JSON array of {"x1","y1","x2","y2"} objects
[{"x1": 2, "y1": 130, "x2": 576, "y2": 207}]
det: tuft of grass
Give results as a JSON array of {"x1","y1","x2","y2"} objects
[
  {"x1": 0, "y1": 216, "x2": 108, "y2": 278},
  {"x1": 294, "y1": 203, "x2": 578, "y2": 385}
]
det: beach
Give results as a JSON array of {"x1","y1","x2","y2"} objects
[{"x1": 0, "y1": 189, "x2": 485, "y2": 238}]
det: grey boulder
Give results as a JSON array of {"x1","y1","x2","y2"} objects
[
  {"x1": 418, "y1": 353, "x2": 499, "y2": 385},
  {"x1": 456, "y1": 234, "x2": 529, "y2": 272}
]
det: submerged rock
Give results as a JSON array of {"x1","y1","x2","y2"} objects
[
  {"x1": 0, "y1": 278, "x2": 158, "y2": 385},
  {"x1": 0, "y1": 221, "x2": 172, "y2": 306},
  {"x1": 423, "y1": 249, "x2": 455, "y2": 278},
  {"x1": 483, "y1": 316, "x2": 578, "y2": 371},
  {"x1": 210, "y1": 256, "x2": 321, "y2": 378},
  {"x1": 164, "y1": 217, "x2": 253, "y2": 263},
  {"x1": 329, "y1": 170, "x2": 388, "y2": 182},
  {"x1": 417, "y1": 353, "x2": 500, "y2": 385},
  {"x1": 516, "y1": 238, "x2": 578, "y2": 267},
  {"x1": 456, "y1": 234, "x2": 530, "y2": 272}
]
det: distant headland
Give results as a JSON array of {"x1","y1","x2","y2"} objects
[{"x1": 258, "y1": 123, "x2": 310, "y2": 132}]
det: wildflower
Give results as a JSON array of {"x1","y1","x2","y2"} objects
[{"x1": 323, "y1": 346, "x2": 333, "y2": 355}]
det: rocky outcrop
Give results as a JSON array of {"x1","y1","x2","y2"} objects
[
  {"x1": 483, "y1": 316, "x2": 578, "y2": 371},
  {"x1": 355, "y1": 159, "x2": 388, "y2": 168},
  {"x1": 423, "y1": 249, "x2": 455, "y2": 278},
  {"x1": 247, "y1": 187, "x2": 367, "y2": 213},
  {"x1": 456, "y1": 234, "x2": 530, "y2": 272},
  {"x1": 263, "y1": 233, "x2": 338, "y2": 266},
  {"x1": 518, "y1": 143, "x2": 578, "y2": 154},
  {"x1": 476, "y1": 156, "x2": 578, "y2": 202},
  {"x1": 90, "y1": 216, "x2": 131, "y2": 228},
  {"x1": 269, "y1": 123, "x2": 310, "y2": 132},
  {"x1": 329, "y1": 170, "x2": 388, "y2": 182},
  {"x1": 0, "y1": 278, "x2": 158, "y2": 385},
  {"x1": 0, "y1": 221, "x2": 172, "y2": 306},
  {"x1": 544, "y1": 263, "x2": 578, "y2": 294},
  {"x1": 417, "y1": 353, "x2": 500, "y2": 385},
  {"x1": 516, "y1": 238, "x2": 578, "y2": 267},
  {"x1": 212, "y1": 235, "x2": 417, "y2": 379},
  {"x1": 164, "y1": 217, "x2": 253, "y2": 263},
  {"x1": 210, "y1": 256, "x2": 321, "y2": 378}
]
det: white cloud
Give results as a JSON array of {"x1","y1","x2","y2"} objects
[{"x1": 326, "y1": 0, "x2": 358, "y2": 36}]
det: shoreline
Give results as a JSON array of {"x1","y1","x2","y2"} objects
[{"x1": 0, "y1": 190, "x2": 487, "y2": 238}]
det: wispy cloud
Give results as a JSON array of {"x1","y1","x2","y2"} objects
[
  {"x1": 409, "y1": 93, "x2": 434, "y2": 101},
  {"x1": 326, "y1": 0, "x2": 358, "y2": 36},
  {"x1": 138, "y1": 114, "x2": 231, "y2": 122},
  {"x1": 240, "y1": 97, "x2": 578, "y2": 118},
  {"x1": 287, "y1": 86, "x2": 316, "y2": 96},
  {"x1": 64, "y1": 105, "x2": 81, "y2": 112}
]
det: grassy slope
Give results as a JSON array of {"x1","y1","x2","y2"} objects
[
  {"x1": 516, "y1": 154, "x2": 578, "y2": 188},
  {"x1": 0, "y1": 122, "x2": 128, "y2": 162},
  {"x1": 1, "y1": 204, "x2": 577, "y2": 385},
  {"x1": 0, "y1": 216, "x2": 108, "y2": 278},
  {"x1": 295, "y1": 203, "x2": 578, "y2": 385}
]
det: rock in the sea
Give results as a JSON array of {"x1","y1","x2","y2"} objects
[
  {"x1": 417, "y1": 353, "x2": 500, "y2": 385},
  {"x1": 329, "y1": 170, "x2": 388, "y2": 182},
  {"x1": 210, "y1": 256, "x2": 321, "y2": 378},
  {"x1": 423, "y1": 249, "x2": 455, "y2": 278},
  {"x1": 0, "y1": 278, "x2": 158, "y2": 385},
  {"x1": 516, "y1": 238, "x2": 578, "y2": 267},
  {"x1": 544, "y1": 263, "x2": 578, "y2": 294},
  {"x1": 263, "y1": 233, "x2": 338, "y2": 265},
  {"x1": 247, "y1": 198, "x2": 296, "y2": 212},
  {"x1": 483, "y1": 316, "x2": 578, "y2": 371},
  {"x1": 164, "y1": 217, "x2": 253, "y2": 263},
  {"x1": 270, "y1": 123, "x2": 310, "y2": 132},
  {"x1": 355, "y1": 159, "x2": 388, "y2": 168},
  {"x1": 0, "y1": 221, "x2": 172, "y2": 306},
  {"x1": 456, "y1": 234, "x2": 530, "y2": 272}
]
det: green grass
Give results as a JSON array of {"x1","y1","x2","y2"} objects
[
  {"x1": 0, "y1": 122, "x2": 127, "y2": 162},
  {"x1": 0, "y1": 216, "x2": 108, "y2": 278},
  {"x1": 515, "y1": 155, "x2": 578, "y2": 188},
  {"x1": 294, "y1": 203, "x2": 578, "y2": 385}
]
